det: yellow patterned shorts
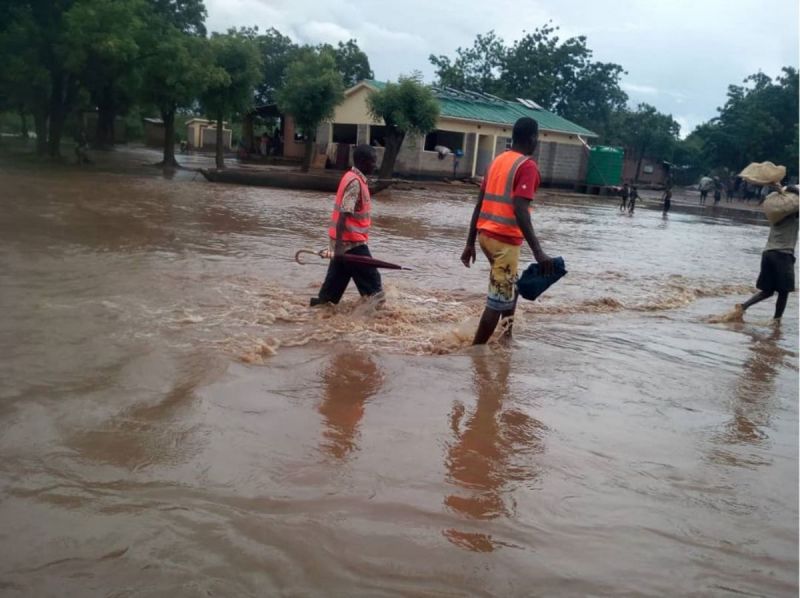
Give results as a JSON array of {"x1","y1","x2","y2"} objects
[{"x1": 478, "y1": 233, "x2": 520, "y2": 311}]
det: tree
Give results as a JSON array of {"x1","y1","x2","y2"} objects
[
  {"x1": 608, "y1": 103, "x2": 680, "y2": 182},
  {"x1": 689, "y1": 67, "x2": 799, "y2": 177},
  {"x1": 366, "y1": 75, "x2": 440, "y2": 180},
  {"x1": 319, "y1": 39, "x2": 373, "y2": 88},
  {"x1": 62, "y1": 0, "x2": 149, "y2": 148},
  {"x1": 149, "y1": 0, "x2": 207, "y2": 35},
  {"x1": 140, "y1": 27, "x2": 212, "y2": 166},
  {"x1": 0, "y1": 3, "x2": 51, "y2": 154},
  {"x1": 429, "y1": 31, "x2": 505, "y2": 94},
  {"x1": 201, "y1": 31, "x2": 262, "y2": 169},
  {"x1": 276, "y1": 50, "x2": 344, "y2": 172},
  {"x1": 254, "y1": 27, "x2": 299, "y2": 105}
]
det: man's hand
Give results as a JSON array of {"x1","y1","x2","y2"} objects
[
  {"x1": 461, "y1": 244, "x2": 476, "y2": 268},
  {"x1": 534, "y1": 251, "x2": 554, "y2": 276}
]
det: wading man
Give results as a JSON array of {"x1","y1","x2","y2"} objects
[
  {"x1": 733, "y1": 185, "x2": 799, "y2": 322},
  {"x1": 460, "y1": 117, "x2": 553, "y2": 345},
  {"x1": 310, "y1": 144, "x2": 383, "y2": 306}
]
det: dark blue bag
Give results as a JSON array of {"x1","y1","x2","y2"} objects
[{"x1": 516, "y1": 256, "x2": 567, "y2": 301}]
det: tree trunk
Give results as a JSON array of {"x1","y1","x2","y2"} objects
[
  {"x1": 47, "y1": 72, "x2": 65, "y2": 159},
  {"x1": 47, "y1": 73, "x2": 78, "y2": 159},
  {"x1": 95, "y1": 86, "x2": 116, "y2": 149},
  {"x1": 378, "y1": 129, "x2": 405, "y2": 180},
  {"x1": 160, "y1": 107, "x2": 178, "y2": 167},
  {"x1": 215, "y1": 112, "x2": 224, "y2": 169},
  {"x1": 19, "y1": 108, "x2": 29, "y2": 139},
  {"x1": 34, "y1": 108, "x2": 48, "y2": 156},
  {"x1": 242, "y1": 113, "x2": 255, "y2": 153},
  {"x1": 301, "y1": 136, "x2": 314, "y2": 172}
]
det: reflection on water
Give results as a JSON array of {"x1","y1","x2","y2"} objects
[
  {"x1": 444, "y1": 352, "x2": 546, "y2": 552},
  {"x1": 318, "y1": 351, "x2": 383, "y2": 459},
  {"x1": 711, "y1": 326, "x2": 788, "y2": 466}
]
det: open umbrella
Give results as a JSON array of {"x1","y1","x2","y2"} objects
[{"x1": 294, "y1": 249, "x2": 413, "y2": 270}]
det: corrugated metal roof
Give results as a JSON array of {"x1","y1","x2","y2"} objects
[{"x1": 360, "y1": 80, "x2": 597, "y2": 138}]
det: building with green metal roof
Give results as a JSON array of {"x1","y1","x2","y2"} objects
[{"x1": 313, "y1": 80, "x2": 598, "y2": 184}]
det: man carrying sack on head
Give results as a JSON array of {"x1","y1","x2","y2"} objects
[
  {"x1": 460, "y1": 117, "x2": 553, "y2": 345},
  {"x1": 732, "y1": 162, "x2": 799, "y2": 323}
]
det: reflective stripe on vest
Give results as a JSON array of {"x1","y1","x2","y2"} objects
[
  {"x1": 328, "y1": 170, "x2": 371, "y2": 242},
  {"x1": 477, "y1": 151, "x2": 530, "y2": 239}
]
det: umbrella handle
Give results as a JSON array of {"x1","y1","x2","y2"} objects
[{"x1": 294, "y1": 248, "x2": 329, "y2": 265}]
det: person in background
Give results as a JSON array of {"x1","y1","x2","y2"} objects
[
  {"x1": 619, "y1": 182, "x2": 630, "y2": 212},
  {"x1": 726, "y1": 178, "x2": 736, "y2": 203},
  {"x1": 628, "y1": 185, "x2": 639, "y2": 214},
  {"x1": 733, "y1": 185, "x2": 799, "y2": 323},
  {"x1": 714, "y1": 183, "x2": 722, "y2": 205},
  {"x1": 662, "y1": 187, "x2": 672, "y2": 216},
  {"x1": 310, "y1": 144, "x2": 383, "y2": 307},
  {"x1": 460, "y1": 117, "x2": 553, "y2": 345}
]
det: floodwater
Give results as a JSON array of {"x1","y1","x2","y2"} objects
[{"x1": 0, "y1": 151, "x2": 797, "y2": 597}]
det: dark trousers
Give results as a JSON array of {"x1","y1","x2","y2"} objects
[{"x1": 314, "y1": 244, "x2": 383, "y2": 305}]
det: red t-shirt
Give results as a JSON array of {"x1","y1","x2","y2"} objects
[{"x1": 479, "y1": 158, "x2": 541, "y2": 245}]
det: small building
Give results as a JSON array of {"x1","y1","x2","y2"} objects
[
  {"x1": 185, "y1": 118, "x2": 233, "y2": 151},
  {"x1": 314, "y1": 80, "x2": 598, "y2": 185},
  {"x1": 622, "y1": 156, "x2": 671, "y2": 187},
  {"x1": 143, "y1": 117, "x2": 165, "y2": 147}
]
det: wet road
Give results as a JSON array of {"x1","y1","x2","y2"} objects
[{"x1": 0, "y1": 152, "x2": 797, "y2": 596}]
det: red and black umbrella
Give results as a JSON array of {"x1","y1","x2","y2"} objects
[{"x1": 294, "y1": 249, "x2": 412, "y2": 270}]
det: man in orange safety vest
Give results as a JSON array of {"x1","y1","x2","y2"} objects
[{"x1": 460, "y1": 117, "x2": 553, "y2": 344}]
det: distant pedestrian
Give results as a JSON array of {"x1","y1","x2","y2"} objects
[
  {"x1": 726, "y1": 179, "x2": 735, "y2": 202},
  {"x1": 662, "y1": 188, "x2": 672, "y2": 216},
  {"x1": 628, "y1": 186, "x2": 638, "y2": 214},
  {"x1": 714, "y1": 186, "x2": 722, "y2": 204},
  {"x1": 699, "y1": 176, "x2": 713, "y2": 204},
  {"x1": 619, "y1": 182, "x2": 630, "y2": 211}
]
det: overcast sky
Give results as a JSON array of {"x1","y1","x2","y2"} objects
[{"x1": 205, "y1": 0, "x2": 799, "y2": 137}]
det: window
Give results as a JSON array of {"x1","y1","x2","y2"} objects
[
  {"x1": 369, "y1": 125, "x2": 388, "y2": 147},
  {"x1": 424, "y1": 130, "x2": 465, "y2": 152},
  {"x1": 643, "y1": 165, "x2": 654, "y2": 174},
  {"x1": 332, "y1": 123, "x2": 357, "y2": 144}
]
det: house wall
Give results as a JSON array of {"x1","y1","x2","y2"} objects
[
  {"x1": 622, "y1": 156, "x2": 670, "y2": 186},
  {"x1": 322, "y1": 88, "x2": 591, "y2": 182}
]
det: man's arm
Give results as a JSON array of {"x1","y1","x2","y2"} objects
[
  {"x1": 513, "y1": 196, "x2": 553, "y2": 274},
  {"x1": 461, "y1": 189, "x2": 485, "y2": 267}
]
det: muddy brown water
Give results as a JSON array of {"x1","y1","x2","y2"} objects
[{"x1": 0, "y1": 150, "x2": 797, "y2": 597}]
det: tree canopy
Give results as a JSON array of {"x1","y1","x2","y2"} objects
[
  {"x1": 276, "y1": 49, "x2": 344, "y2": 171},
  {"x1": 430, "y1": 24, "x2": 628, "y2": 140},
  {"x1": 366, "y1": 75, "x2": 439, "y2": 179}
]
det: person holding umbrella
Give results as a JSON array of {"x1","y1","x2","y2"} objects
[{"x1": 310, "y1": 144, "x2": 384, "y2": 307}]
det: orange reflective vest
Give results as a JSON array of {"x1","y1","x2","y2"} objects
[
  {"x1": 477, "y1": 151, "x2": 531, "y2": 240},
  {"x1": 328, "y1": 169, "x2": 371, "y2": 243}
]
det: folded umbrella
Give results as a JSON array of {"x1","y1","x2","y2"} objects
[
  {"x1": 294, "y1": 248, "x2": 412, "y2": 270},
  {"x1": 516, "y1": 256, "x2": 567, "y2": 301}
]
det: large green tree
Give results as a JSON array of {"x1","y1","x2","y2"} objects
[
  {"x1": 201, "y1": 31, "x2": 262, "y2": 169},
  {"x1": 0, "y1": 3, "x2": 51, "y2": 154},
  {"x1": 366, "y1": 75, "x2": 440, "y2": 180},
  {"x1": 276, "y1": 50, "x2": 344, "y2": 172},
  {"x1": 689, "y1": 68, "x2": 798, "y2": 177},
  {"x1": 62, "y1": 0, "x2": 149, "y2": 148},
  {"x1": 140, "y1": 27, "x2": 212, "y2": 166}
]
